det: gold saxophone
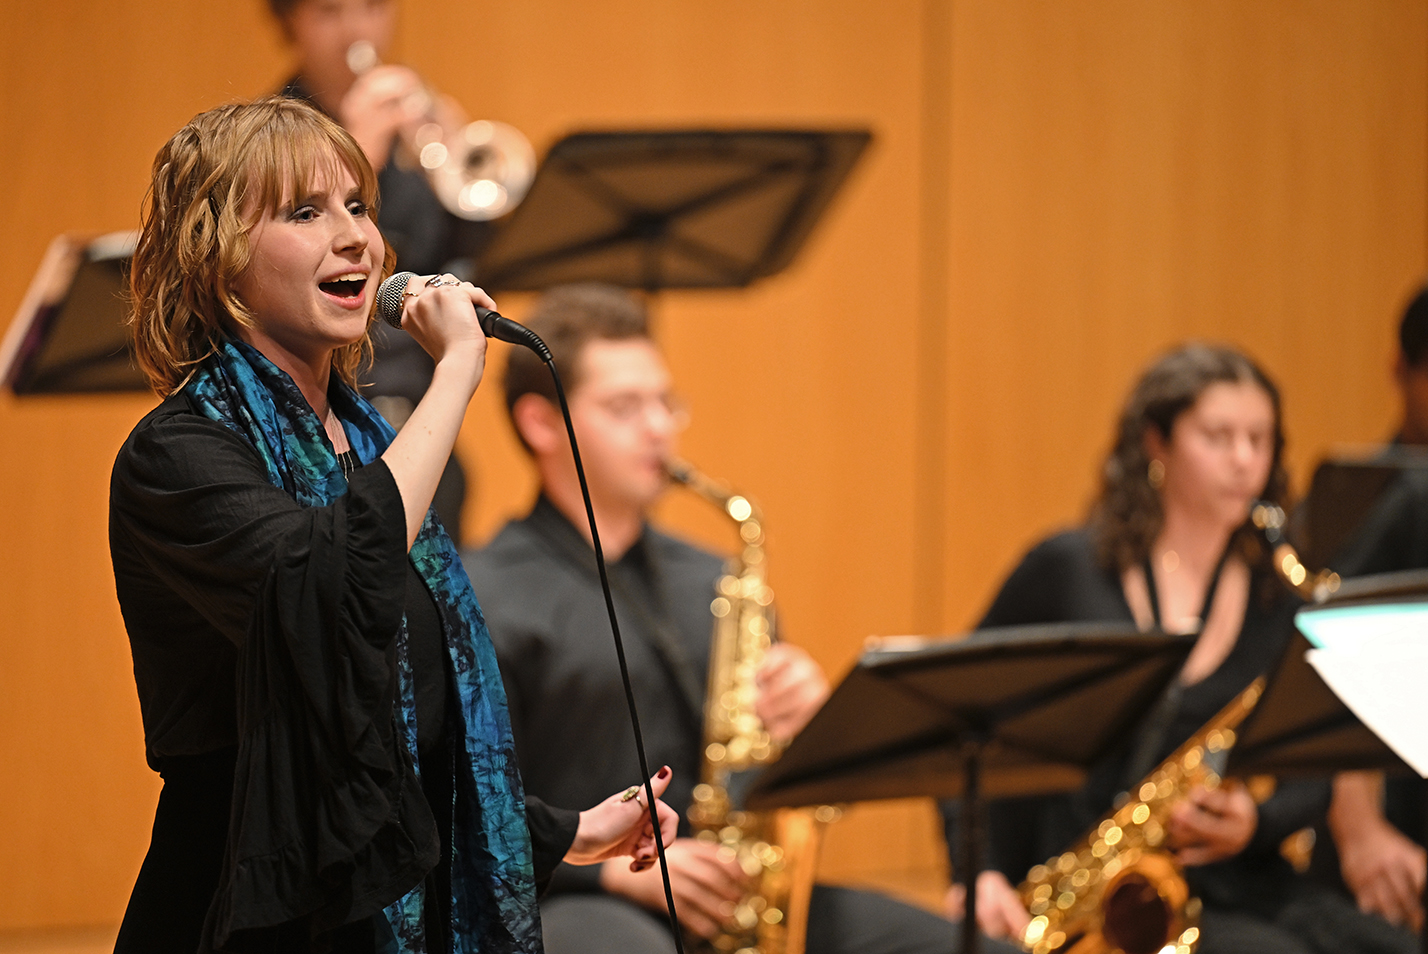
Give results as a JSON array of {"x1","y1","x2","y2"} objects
[
  {"x1": 668, "y1": 459, "x2": 830, "y2": 954},
  {"x1": 1018, "y1": 679, "x2": 1264, "y2": 954},
  {"x1": 1018, "y1": 502, "x2": 1337, "y2": 954}
]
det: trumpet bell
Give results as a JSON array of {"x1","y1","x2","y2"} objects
[{"x1": 424, "y1": 119, "x2": 536, "y2": 221}]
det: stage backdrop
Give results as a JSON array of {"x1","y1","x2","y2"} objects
[{"x1": 0, "y1": 0, "x2": 1422, "y2": 933}]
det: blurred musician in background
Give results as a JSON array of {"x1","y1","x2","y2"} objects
[
  {"x1": 1312, "y1": 284, "x2": 1428, "y2": 939},
  {"x1": 944, "y1": 344, "x2": 1410, "y2": 954},
  {"x1": 267, "y1": 0, "x2": 482, "y2": 537},
  {"x1": 462, "y1": 283, "x2": 1016, "y2": 954}
]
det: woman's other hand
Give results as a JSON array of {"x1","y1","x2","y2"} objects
[
  {"x1": 566, "y1": 766, "x2": 680, "y2": 869},
  {"x1": 1167, "y1": 779, "x2": 1257, "y2": 866}
]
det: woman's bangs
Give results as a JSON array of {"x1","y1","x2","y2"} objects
[{"x1": 242, "y1": 114, "x2": 378, "y2": 219}]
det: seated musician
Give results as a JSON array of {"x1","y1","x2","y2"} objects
[
  {"x1": 944, "y1": 343, "x2": 1411, "y2": 954},
  {"x1": 1313, "y1": 284, "x2": 1428, "y2": 938},
  {"x1": 461, "y1": 283, "x2": 1019, "y2": 954}
]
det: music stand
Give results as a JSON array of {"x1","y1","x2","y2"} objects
[
  {"x1": 744, "y1": 623, "x2": 1196, "y2": 954},
  {"x1": 474, "y1": 129, "x2": 871, "y2": 291},
  {"x1": 1, "y1": 231, "x2": 143, "y2": 395},
  {"x1": 1301, "y1": 451, "x2": 1428, "y2": 572},
  {"x1": 1229, "y1": 570, "x2": 1428, "y2": 952}
]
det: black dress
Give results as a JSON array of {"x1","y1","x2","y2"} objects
[{"x1": 109, "y1": 394, "x2": 575, "y2": 953}]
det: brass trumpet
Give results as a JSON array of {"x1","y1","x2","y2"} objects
[{"x1": 347, "y1": 41, "x2": 535, "y2": 221}]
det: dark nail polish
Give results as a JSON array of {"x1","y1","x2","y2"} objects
[{"x1": 657, "y1": 765, "x2": 670, "y2": 779}]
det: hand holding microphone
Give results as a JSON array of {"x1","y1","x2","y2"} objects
[{"x1": 376, "y1": 271, "x2": 552, "y2": 361}]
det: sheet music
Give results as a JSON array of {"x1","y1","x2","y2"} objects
[{"x1": 1299, "y1": 602, "x2": 1428, "y2": 777}]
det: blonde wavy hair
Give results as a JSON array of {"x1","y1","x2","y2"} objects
[{"x1": 129, "y1": 96, "x2": 395, "y2": 395}]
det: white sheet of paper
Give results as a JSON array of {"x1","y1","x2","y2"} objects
[
  {"x1": 1304, "y1": 633, "x2": 1428, "y2": 777},
  {"x1": 1295, "y1": 602, "x2": 1428, "y2": 650}
]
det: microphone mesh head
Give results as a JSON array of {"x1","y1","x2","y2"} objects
[{"x1": 376, "y1": 271, "x2": 416, "y2": 329}]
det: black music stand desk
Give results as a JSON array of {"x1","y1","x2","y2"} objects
[
  {"x1": 1229, "y1": 570, "x2": 1428, "y2": 952},
  {"x1": 1230, "y1": 570, "x2": 1428, "y2": 779},
  {"x1": 476, "y1": 129, "x2": 871, "y2": 291},
  {"x1": 745, "y1": 623, "x2": 1195, "y2": 954},
  {"x1": 1, "y1": 231, "x2": 142, "y2": 394}
]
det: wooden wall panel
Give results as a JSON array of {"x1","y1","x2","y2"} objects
[
  {"x1": 0, "y1": 0, "x2": 1423, "y2": 934},
  {"x1": 936, "y1": 0, "x2": 1428, "y2": 636}
]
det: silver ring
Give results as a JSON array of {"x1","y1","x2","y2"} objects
[{"x1": 425, "y1": 274, "x2": 460, "y2": 288}]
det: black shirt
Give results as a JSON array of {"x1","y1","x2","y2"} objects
[{"x1": 463, "y1": 496, "x2": 725, "y2": 894}]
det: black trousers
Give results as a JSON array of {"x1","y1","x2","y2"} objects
[{"x1": 539, "y1": 883, "x2": 1022, "y2": 954}]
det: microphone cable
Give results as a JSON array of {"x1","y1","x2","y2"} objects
[{"x1": 377, "y1": 272, "x2": 687, "y2": 952}]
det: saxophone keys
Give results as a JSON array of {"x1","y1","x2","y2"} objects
[{"x1": 1132, "y1": 803, "x2": 1152, "y2": 825}]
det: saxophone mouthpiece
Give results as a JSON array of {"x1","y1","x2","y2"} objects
[{"x1": 664, "y1": 459, "x2": 693, "y2": 485}]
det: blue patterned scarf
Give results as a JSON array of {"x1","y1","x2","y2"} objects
[{"x1": 184, "y1": 338, "x2": 542, "y2": 953}]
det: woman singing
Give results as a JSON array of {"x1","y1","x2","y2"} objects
[
  {"x1": 110, "y1": 97, "x2": 675, "y2": 953},
  {"x1": 946, "y1": 344, "x2": 1409, "y2": 954}
]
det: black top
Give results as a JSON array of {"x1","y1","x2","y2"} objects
[
  {"x1": 462, "y1": 496, "x2": 726, "y2": 895},
  {"x1": 110, "y1": 393, "x2": 575, "y2": 943},
  {"x1": 947, "y1": 528, "x2": 1327, "y2": 914}
]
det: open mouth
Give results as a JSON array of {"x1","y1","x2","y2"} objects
[{"x1": 319, "y1": 278, "x2": 366, "y2": 299}]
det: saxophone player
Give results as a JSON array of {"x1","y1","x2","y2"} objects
[
  {"x1": 462, "y1": 284, "x2": 1015, "y2": 954},
  {"x1": 943, "y1": 344, "x2": 1412, "y2": 954}
]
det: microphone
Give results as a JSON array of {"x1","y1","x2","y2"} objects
[{"x1": 375, "y1": 271, "x2": 552, "y2": 361}]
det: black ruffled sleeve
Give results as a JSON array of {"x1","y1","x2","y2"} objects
[
  {"x1": 525, "y1": 796, "x2": 580, "y2": 895},
  {"x1": 112, "y1": 404, "x2": 440, "y2": 947}
]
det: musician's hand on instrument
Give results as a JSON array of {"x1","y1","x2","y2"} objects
[
  {"x1": 1167, "y1": 780, "x2": 1257, "y2": 866},
  {"x1": 941, "y1": 870, "x2": 1030, "y2": 938},
  {"x1": 566, "y1": 766, "x2": 679, "y2": 868},
  {"x1": 1337, "y1": 809, "x2": 1425, "y2": 929},
  {"x1": 754, "y1": 643, "x2": 830, "y2": 743},
  {"x1": 601, "y1": 837, "x2": 749, "y2": 938},
  {"x1": 339, "y1": 63, "x2": 426, "y2": 169}
]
